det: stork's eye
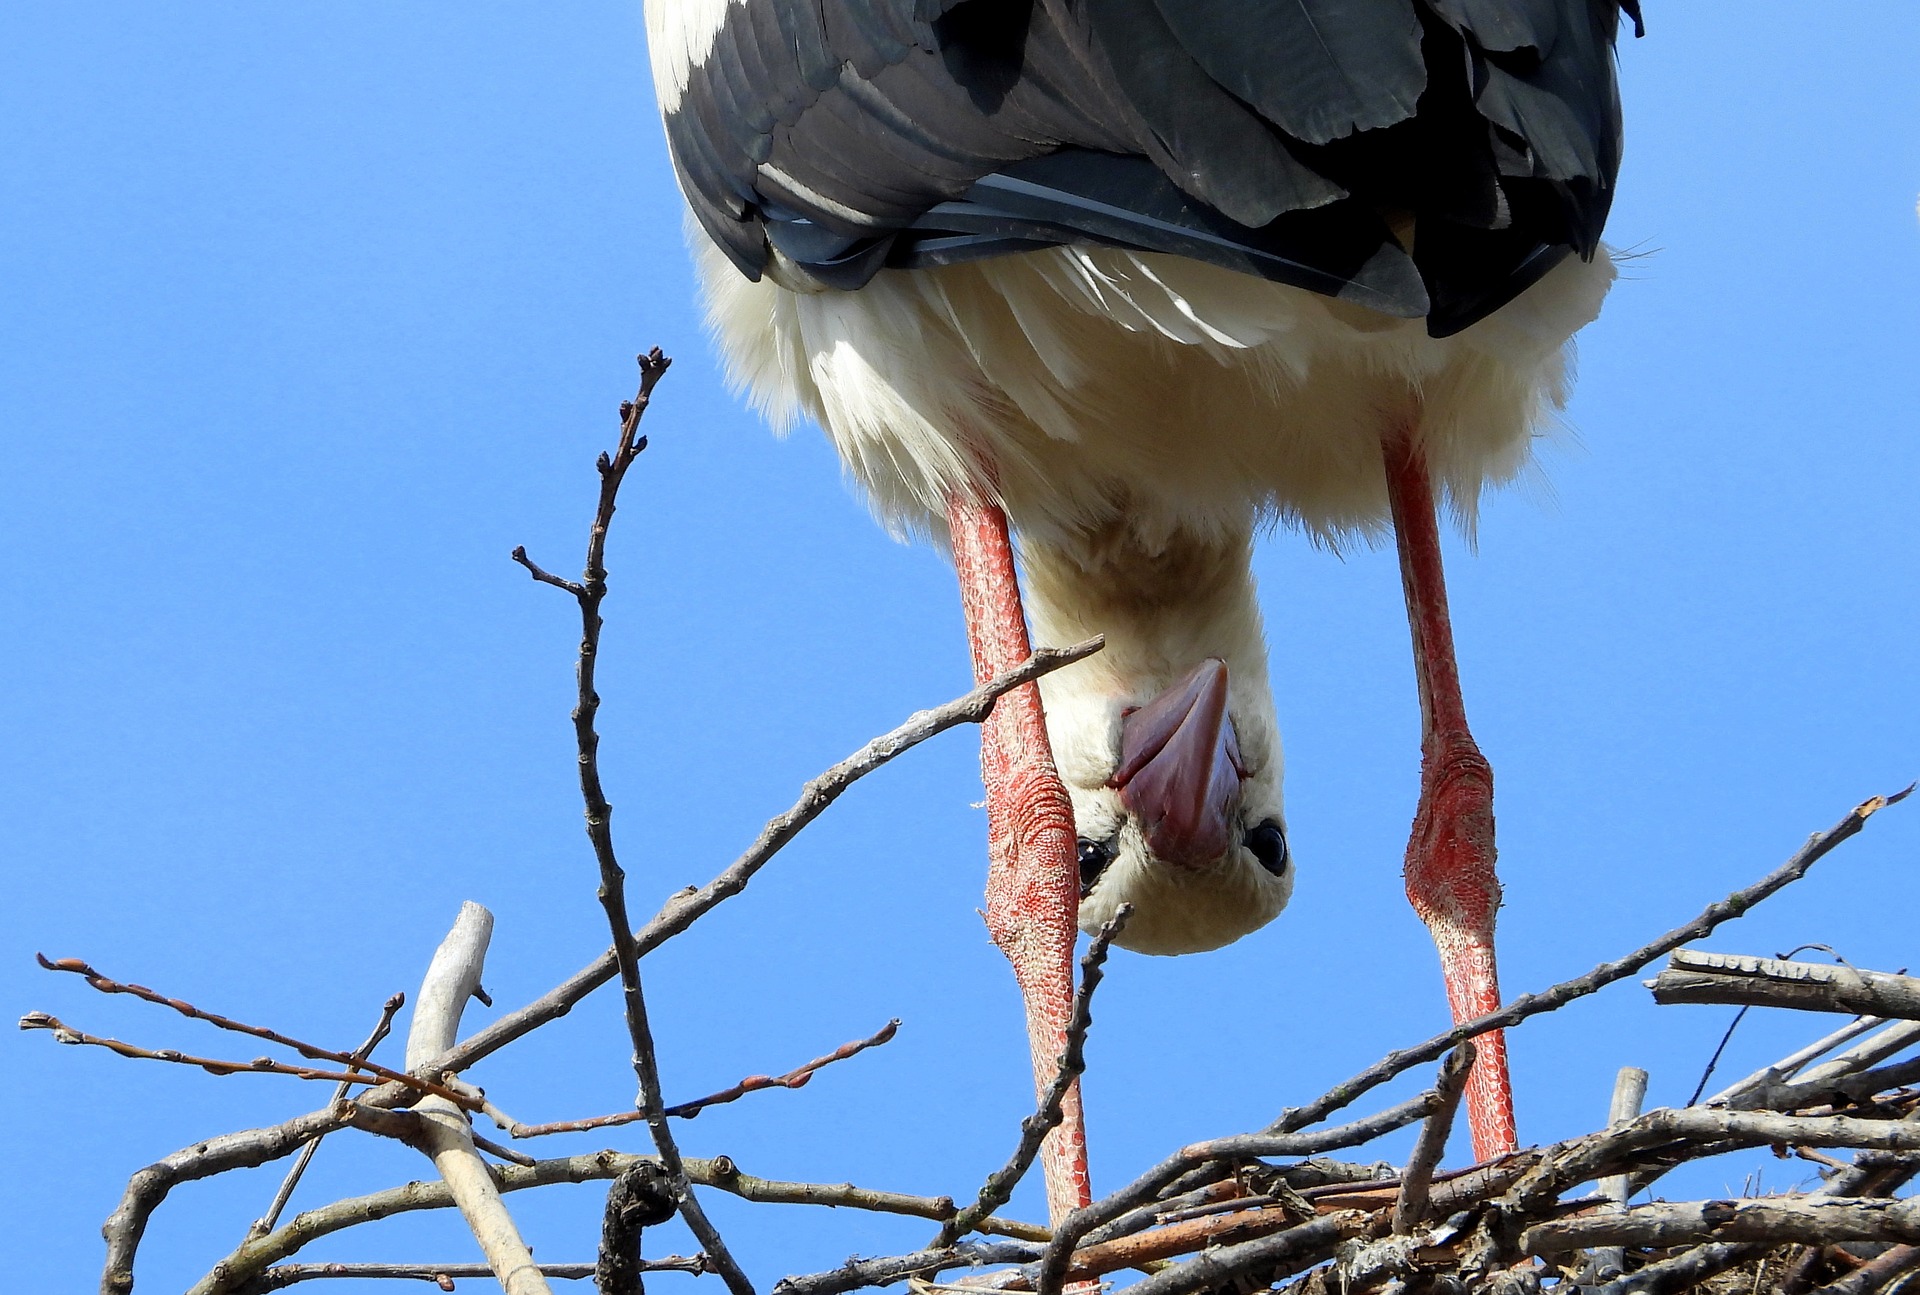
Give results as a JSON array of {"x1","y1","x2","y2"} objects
[
  {"x1": 1077, "y1": 838, "x2": 1114, "y2": 895},
  {"x1": 1245, "y1": 823, "x2": 1289, "y2": 877}
]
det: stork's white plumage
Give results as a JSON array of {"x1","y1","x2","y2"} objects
[{"x1": 644, "y1": 0, "x2": 1634, "y2": 1218}]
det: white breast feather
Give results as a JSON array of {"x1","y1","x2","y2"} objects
[{"x1": 696, "y1": 231, "x2": 1615, "y2": 551}]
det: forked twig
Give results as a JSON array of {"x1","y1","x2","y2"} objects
[
  {"x1": 18, "y1": 1012, "x2": 465, "y2": 1100},
  {"x1": 516, "y1": 349, "x2": 753, "y2": 1295},
  {"x1": 30, "y1": 957, "x2": 467, "y2": 1106}
]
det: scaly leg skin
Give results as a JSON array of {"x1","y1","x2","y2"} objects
[
  {"x1": 1383, "y1": 433, "x2": 1518, "y2": 1162},
  {"x1": 946, "y1": 492, "x2": 1092, "y2": 1224}
]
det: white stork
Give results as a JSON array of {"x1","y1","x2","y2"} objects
[{"x1": 643, "y1": 0, "x2": 1635, "y2": 1218}]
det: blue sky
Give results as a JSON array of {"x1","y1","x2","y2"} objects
[{"x1": 5, "y1": 4, "x2": 1918, "y2": 1291}]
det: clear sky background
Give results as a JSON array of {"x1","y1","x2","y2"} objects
[{"x1": 5, "y1": 4, "x2": 1918, "y2": 1291}]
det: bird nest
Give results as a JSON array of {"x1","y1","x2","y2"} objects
[{"x1": 23, "y1": 354, "x2": 1919, "y2": 1295}]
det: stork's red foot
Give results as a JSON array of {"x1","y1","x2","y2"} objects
[
  {"x1": 947, "y1": 491, "x2": 1092, "y2": 1222},
  {"x1": 1403, "y1": 731, "x2": 1514, "y2": 1161},
  {"x1": 1386, "y1": 432, "x2": 1517, "y2": 1163}
]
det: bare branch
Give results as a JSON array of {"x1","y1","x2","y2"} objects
[
  {"x1": 1523, "y1": 1195, "x2": 1920, "y2": 1253},
  {"x1": 1730, "y1": 1054, "x2": 1920, "y2": 1115},
  {"x1": 193, "y1": 1152, "x2": 1040, "y2": 1295},
  {"x1": 1811, "y1": 1244, "x2": 1920, "y2": 1295},
  {"x1": 1593, "y1": 1064, "x2": 1651, "y2": 1279},
  {"x1": 232, "y1": 1258, "x2": 706, "y2": 1292},
  {"x1": 665, "y1": 1019, "x2": 900, "y2": 1120},
  {"x1": 770, "y1": 1242, "x2": 1045, "y2": 1295},
  {"x1": 1653, "y1": 951, "x2": 1920, "y2": 1021},
  {"x1": 403, "y1": 903, "x2": 549, "y2": 1295},
  {"x1": 105, "y1": 1107, "x2": 350, "y2": 1295},
  {"x1": 1711, "y1": 1014, "x2": 1893, "y2": 1107},
  {"x1": 1593, "y1": 1241, "x2": 1762, "y2": 1295},
  {"x1": 1100, "y1": 1210, "x2": 1368, "y2": 1295},
  {"x1": 1058, "y1": 1202, "x2": 1314, "y2": 1282},
  {"x1": 523, "y1": 348, "x2": 752, "y2": 1295},
  {"x1": 1392, "y1": 1044, "x2": 1474, "y2": 1234},
  {"x1": 511, "y1": 546, "x2": 586, "y2": 596},
  {"x1": 939, "y1": 906, "x2": 1131, "y2": 1247}
]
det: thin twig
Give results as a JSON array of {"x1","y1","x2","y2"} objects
[
  {"x1": 938, "y1": 906, "x2": 1132, "y2": 1247},
  {"x1": 666, "y1": 1018, "x2": 900, "y2": 1119},
  {"x1": 1690, "y1": 1006, "x2": 1754, "y2": 1105},
  {"x1": 1032, "y1": 786, "x2": 1910, "y2": 1295},
  {"x1": 251, "y1": 993, "x2": 406, "y2": 1240},
  {"x1": 509, "y1": 1020, "x2": 901, "y2": 1137},
  {"x1": 232, "y1": 1258, "x2": 707, "y2": 1292},
  {"x1": 1392, "y1": 1044, "x2": 1474, "y2": 1235}
]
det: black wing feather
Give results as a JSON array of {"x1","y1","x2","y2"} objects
[
  {"x1": 660, "y1": 0, "x2": 1626, "y2": 332},
  {"x1": 1148, "y1": 0, "x2": 1427, "y2": 146}
]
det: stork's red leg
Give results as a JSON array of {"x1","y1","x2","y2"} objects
[
  {"x1": 1383, "y1": 433, "x2": 1517, "y2": 1162},
  {"x1": 945, "y1": 491, "x2": 1091, "y2": 1223}
]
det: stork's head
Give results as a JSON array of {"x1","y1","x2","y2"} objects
[{"x1": 1051, "y1": 657, "x2": 1292, "y2": 955}]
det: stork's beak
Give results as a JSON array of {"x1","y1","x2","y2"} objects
[{"x1": 1106, "y1": 658, "x2": 1247, "y2": 868}]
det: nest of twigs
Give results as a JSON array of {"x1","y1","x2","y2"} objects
[{"x1": 866, "y1": 1004, "x2": 1920, "y2": 1295}]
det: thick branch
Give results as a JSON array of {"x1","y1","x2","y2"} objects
[
  {"x1": 403, "y1": 904, "x2": 550, "y2": 1295},
  {"x1": 1653, "y1": 951, "x2": 1920, "y2": 1021},
  {"x1": 1393, "y1": 1045, "x2": 1474, "y2": 1234},
  {"x1": 1523, "y1": 1196, "x2": 1920, "y2": 1253},
  {"x1": 1108, "y1": 1210, "x2": 1369, "y2": 1295}
]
